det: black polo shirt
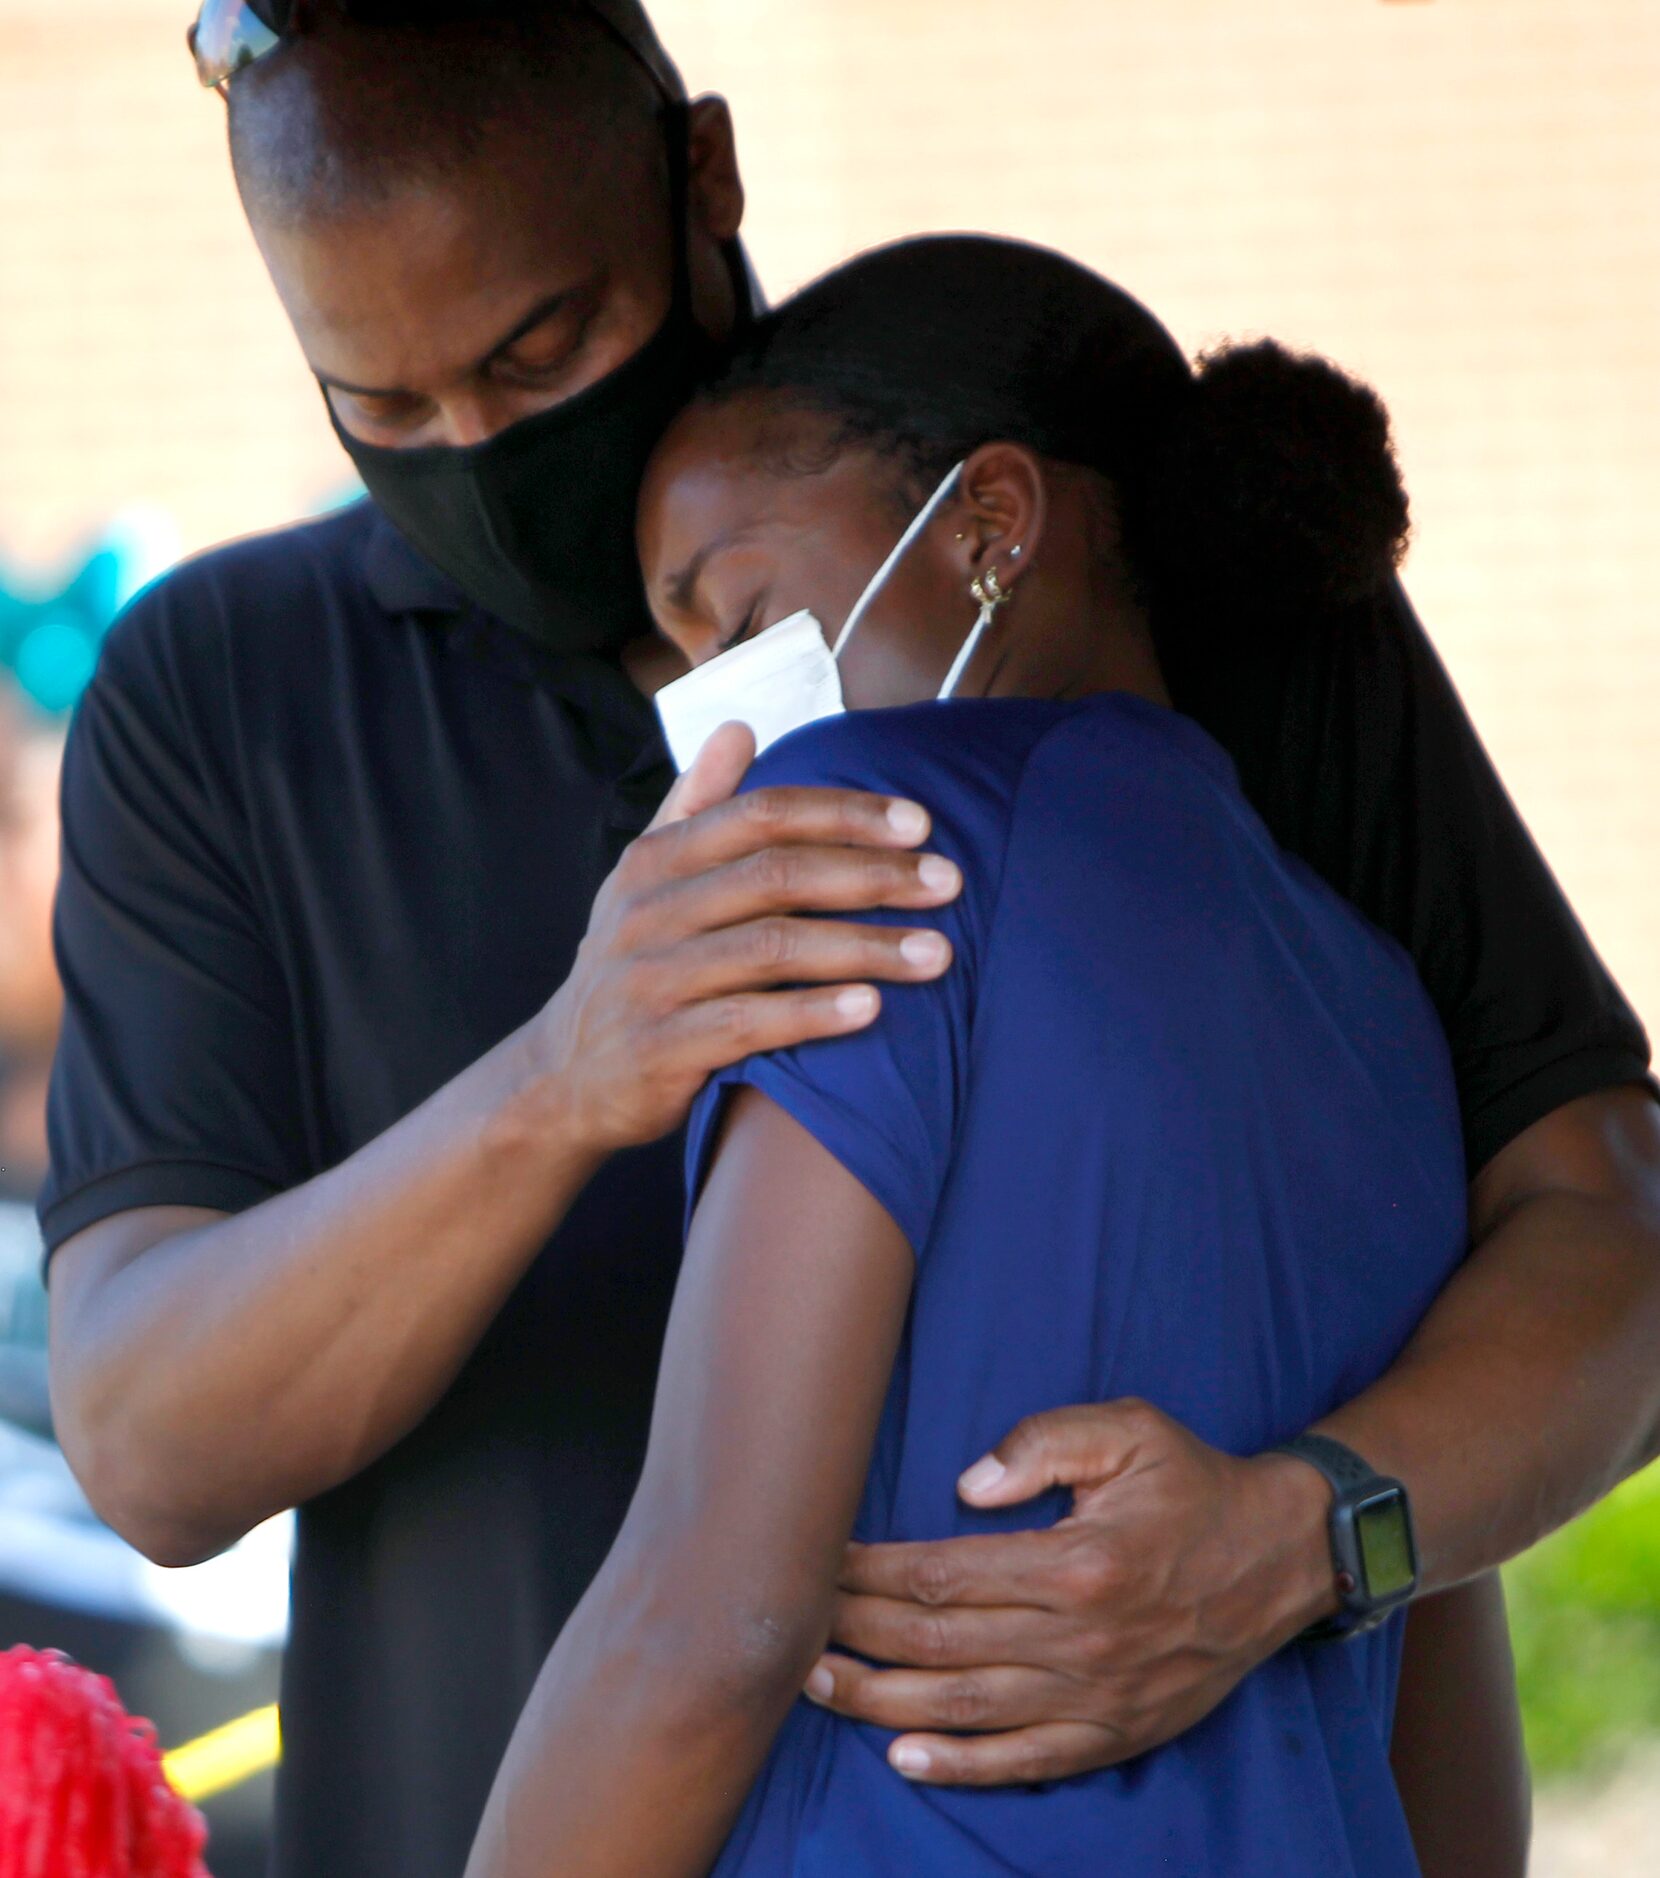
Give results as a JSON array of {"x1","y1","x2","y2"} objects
[
  {"x1": 41, "y1": 500, "x2": 1650, "y2": 1878},
  {"x1": 42, "y1": 502, "x2": 687, "y2": 1878}
]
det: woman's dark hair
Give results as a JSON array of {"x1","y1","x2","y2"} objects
[{"x1": 707, "y1": 235, "x2": 1409, "y2": 626}]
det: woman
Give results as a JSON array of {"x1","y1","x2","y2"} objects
[{"x1": 467, "y1": 236, "x2": 1506, "y2": 1876}]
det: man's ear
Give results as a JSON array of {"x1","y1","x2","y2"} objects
[
  {"x1": 687, "y1": 95, "x2": 745, "y2": 245},
  {"x1": 955, "y1": 442, "x2": 1047, "y2": 592}
]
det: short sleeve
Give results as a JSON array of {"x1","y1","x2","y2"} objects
[
  {"x1": 1162, "y1": 579, "x2": 1654, "y2": 1173},
  {"x1": 38, "y1": 601, "x2": 311, "y2": 1259},
  {"x1": 682, "y1": 711, "x2": 1029, "y2": 1258}
]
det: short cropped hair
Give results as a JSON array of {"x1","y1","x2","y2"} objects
[{"x1": 228, "y1": 2, "x2": 673, "y2": 227}]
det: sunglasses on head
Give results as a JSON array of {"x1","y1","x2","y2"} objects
[
  {"x1": 187, "y1": 0, "x2": 684, "y2": 96},
  {"x1": 188, "y1": 3, "x2": 456, "y2": 89},
  {"x1": 188, "y1": 0, "x2": 291, "y2": 90}
]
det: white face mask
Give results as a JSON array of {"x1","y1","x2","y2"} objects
[{"x1": 655, "y1": 460, "x2": 1002, "y2": 773}]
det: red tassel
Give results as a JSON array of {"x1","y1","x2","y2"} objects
[{"x1": 0, "y1": 1648, "x2": 209, "y2": 1878}]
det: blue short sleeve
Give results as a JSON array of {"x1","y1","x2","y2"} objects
[{"x1": 683, "y1": 704, "x2": 1059, "y2": 1257}]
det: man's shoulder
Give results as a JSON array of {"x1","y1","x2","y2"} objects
[
  {"x1": 95, "y1": 501, "x2": 395, "y2": 697},
  {"x1": 128, "y1": 501, "x2": 379, "y2": 612}
]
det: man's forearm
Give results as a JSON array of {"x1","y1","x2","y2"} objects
[
  {"x1": 1317, "y1": 1176, "x2": 1660, "y2": 1591},
  {"x1": 51, "y1": 753, "x2": 962, "y2": 1566},
  {"x1": 804, "y1": 1093, "x2": 1660, "y2": 1787},
  {"x1": 51, "y1": 1020, "x2": 600, "y2": 1564},
  {"x1": 806, "y1": 1179, "x2": 1660, "y2": 1784}
]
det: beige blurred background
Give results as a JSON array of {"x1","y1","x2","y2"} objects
[
  {"x1": 2, "y1": 0, "x2": 1656, "y2": 1037},
  {"x1": 2, "y1": 2, "x2": 1659, "y2": 1866}
]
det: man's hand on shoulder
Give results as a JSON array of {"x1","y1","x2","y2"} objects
[
  {"x1": 529, "y1": 723, "x2": 963, "y2": 1153},
  {"x1": 807, "y1": 1399, "x2": 1333, "y2": 1785}
]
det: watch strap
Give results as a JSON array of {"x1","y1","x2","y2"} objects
[
  {"x1": 1272, "y1": 1432, "x2": 1378, "y2": 1498},
  {"x1": 1270, "y1": 1433, "x2": 1414, "y2": 1642}
]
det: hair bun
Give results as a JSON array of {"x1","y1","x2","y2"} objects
[{"x1": 1137, "y1": 339, "x2": 1411, "y2": 625}]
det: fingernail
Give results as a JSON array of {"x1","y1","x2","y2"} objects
[
  {"x1": 958, "y1": 1454, "x2": 1007, "y2": 1497},
  {"x1": 918, "y1": 856, "x2": 961, "y2": 894},
  {"x1": 835, "y1": 987, "x2": 878, "y2": 1021},
  {"x1": 891, "y1": 1743, "x2": 932, "y2": 1778},
  {"x1": 887, "y1": 799, "x2": 929, "y2": 841},
  {"x1": 805, "y1": 1664, "x2": 834, "y2": 1702},
  {"x1": 900, "y1": 931, "x2": 949, "y2": 968}
]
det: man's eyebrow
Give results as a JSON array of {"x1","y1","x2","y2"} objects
[
  {"x1": 315, "y1": 288, "x2": 584, "y2": 399},
  {"x1": 664, "y1": 526, "x2": 760, "y2": 615}
]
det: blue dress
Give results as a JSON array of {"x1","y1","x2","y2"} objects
[{"x1": 685, "y1": 694, "x2": 1466, "y2": 1877}]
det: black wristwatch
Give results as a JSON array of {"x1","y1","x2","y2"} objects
[{"x1": 1270, "y1": 1433, "x2": 1419, "y2": 1641}]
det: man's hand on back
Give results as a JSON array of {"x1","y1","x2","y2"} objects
[
  {"x1": 807, "y1": 1400, "x2": 1332, "y2": 1785},
  {"x1": 534, "y1": 722, "x2": 962, "y2": 1152}
]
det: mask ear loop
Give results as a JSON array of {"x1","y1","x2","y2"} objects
[{"x1": 831, "y1": 463, "x2": 967, "y2": 661}]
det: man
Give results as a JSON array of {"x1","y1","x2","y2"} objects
[{"x1": 42, "y1": 5, "x2": 1660, "y2": 1876}]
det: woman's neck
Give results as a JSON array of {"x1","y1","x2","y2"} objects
[
  {"x1": 986, "y1": 576, "x2": 1173, "y2": 711},
  {"x1": 1046, "y1": 626, "x2": 1172, "y2": 709}
]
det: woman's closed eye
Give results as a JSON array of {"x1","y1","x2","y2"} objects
[{"x1": 715, "y1": 596, "x2": 768, "y2": 655}]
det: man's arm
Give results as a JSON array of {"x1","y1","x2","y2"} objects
[
  {"x1": 809, "y1": 1084, "x2": 1660, "y2": 1783},
  {"x1": 48, "y1": 726, "x2": 961, "y2": 1566},
  {"x1": 465, "y1": 1089, "x2": 912, "y2": 1878},
  {"x1": 1321, "y1": 1082, "x2": 1660, "y2": 1574}
]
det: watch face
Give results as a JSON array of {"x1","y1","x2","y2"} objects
[{"x1": 1355, "y1": 1490, "x2": 1416, "y2": 1600}]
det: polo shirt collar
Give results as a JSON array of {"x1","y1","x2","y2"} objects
[
  {"x1": 360, "y1": 505, "x2": 469, "y2": 617},
  {"x1": 357, "y1": 504, "x2": 667, "y2": 764}
]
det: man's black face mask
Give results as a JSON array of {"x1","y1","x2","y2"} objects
[{"x1": 331, "y1": 105, "x2": 713, "y2": 656}]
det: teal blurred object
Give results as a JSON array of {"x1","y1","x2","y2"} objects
[
  {"x1": 0, "y1": 513, "x2": 179, "y2": 716},
  {"x1": 1504, "y1": 1459, "x2": 1660, "y2": 1778}
]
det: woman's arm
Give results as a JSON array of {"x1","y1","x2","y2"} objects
[
  {"x1": 1392, "y1": 1576, "x2": 1531, "y2": 1878},
  {"x1": 464, "y1": 1088, "x2": 914, "y2": 1878}
]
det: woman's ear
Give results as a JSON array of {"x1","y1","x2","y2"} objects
[{"x1": 954, "y1": 442, "x2": 1047, "y2": 592}]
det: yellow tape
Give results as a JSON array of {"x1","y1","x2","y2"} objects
[{"x1": 162, "y1": 1704, "x2": 283, "y2": 1804}]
